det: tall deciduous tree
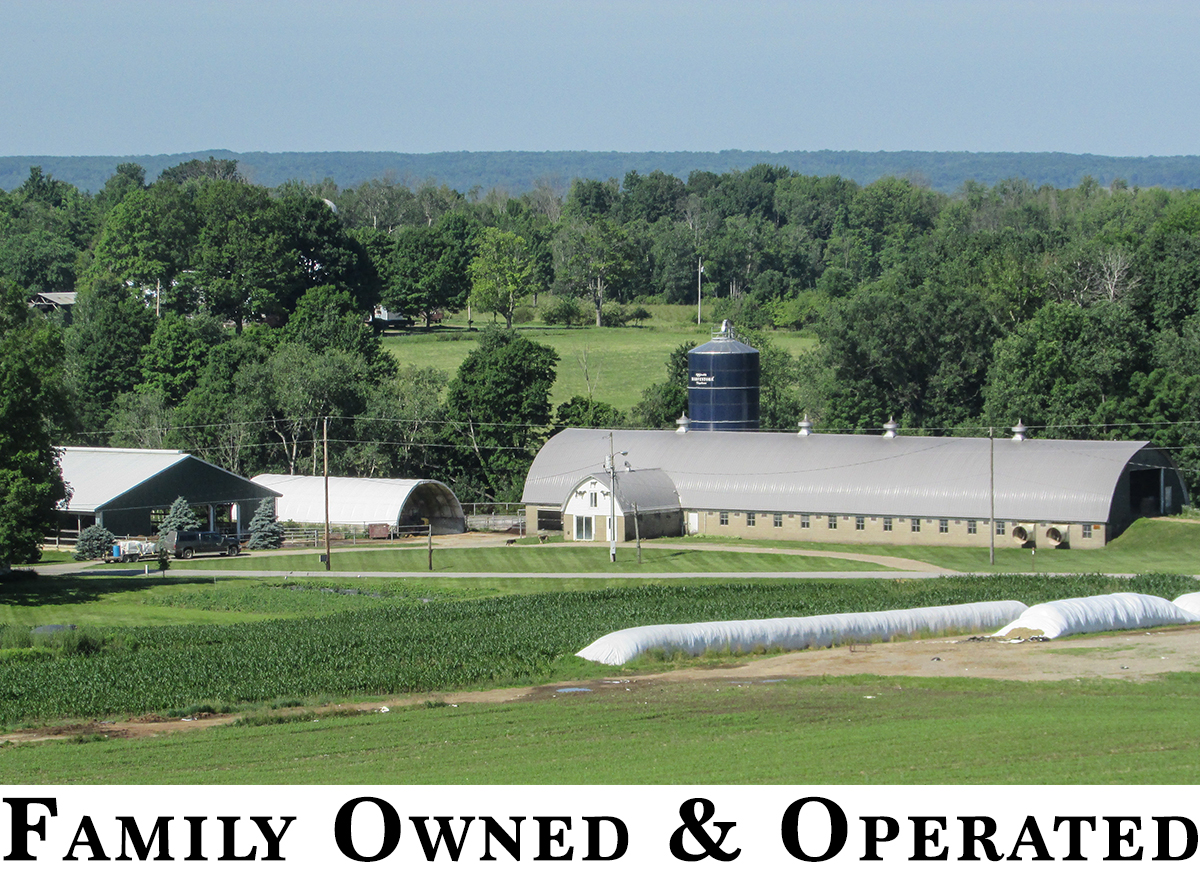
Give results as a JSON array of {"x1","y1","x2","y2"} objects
[
  {"x1": 442, "y1": 328, "x2": 558, "y2": 501},
  {"x1": 468, "y1": 227, "x2": 536, "y2": 329},
  {"x1": 0, "y1": 281, "x2": 67, "y2": 569}
]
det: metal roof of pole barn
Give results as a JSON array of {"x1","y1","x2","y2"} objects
[
  {"x1": 251, "y1": 474, "x2": 466, "y2": 531},
  {"x1": 522, "y1": 429, "x2": 1175, "y2": 523},
  {"x1": 58, "y1": 447, "x2": 279, "y2": 513},
  {"x1": 566, "y1": 468, "x2": 682, "y2": 514}
]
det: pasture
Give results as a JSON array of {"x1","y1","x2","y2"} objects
[{"x1": 381, "y1": 318, "x2": 815, "y2": 412}]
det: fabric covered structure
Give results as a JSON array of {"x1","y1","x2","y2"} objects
[
  {"x1": 57, "y1": 447, "x2": 280, "y2": 537},
  {"x1": 252, "y1": 474, "x2": 466, "y2": 534},
  {"x1": 1173, "y1": 592, "x2": 1200, "y2": 617},
  {"x1": 993, "y1": 592, "x2": 1200, "y2": 639},
  {"x1": 577, "y1": 600, "x2": 1028, "y2": 666},
  {"x1": 523, "y1": 428, "x2": 1188, "y2": 548}
]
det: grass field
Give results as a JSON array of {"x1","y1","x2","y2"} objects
[
  {"x1": 229, "y1": 543, "x2": 875, "y2": 575},
  {"x1": 3, "y1": 673, "x2": 1199, "y2": 784},
  {"x1": 3, "y1": 518, "x2": 1199, "y2": 783},
  {"x1": 381, "y1": 321, "x2": 815, "y2": 413}
]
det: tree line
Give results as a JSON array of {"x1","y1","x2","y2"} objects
[{"x1": 2, "y1": 156, "x2": 1200, "y2": 569}]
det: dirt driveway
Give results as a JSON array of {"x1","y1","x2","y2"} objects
[{"x1": 5, "y1": 625, "x2": 1198, "y2": 745}]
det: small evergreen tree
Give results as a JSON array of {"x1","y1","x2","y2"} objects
[
  {"x1": 74, "y1": 524, "x2": 115, "y2": 560},
  {"x1": 158, "y1": 496, "x2": 200, "y2": 533},
  {"x1": 246, "y1": 498, "x2": 284, "y2": 550}
]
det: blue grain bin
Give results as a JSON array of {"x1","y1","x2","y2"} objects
[{"x1": 687, "y1": 323, "x2": 760, "y2": 430}]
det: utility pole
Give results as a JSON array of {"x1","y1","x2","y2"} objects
[
  {"x1": 323, "y1": 416, "x2": 332, "y2": 572},
  {"x1": 609, "y1": 432, "x2": 618, "y2": 563},
  {"x1": 605, "y1": 433, "x2": 628, "y2": 563},
  {"x1": 696, "y1": 256, "x2": 704, "y2": 325},
  {"x1": 989, "y1": 426, "x2": 995, "y2": 566}
]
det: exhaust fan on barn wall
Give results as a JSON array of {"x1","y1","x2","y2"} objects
[{"x1": 1044, "y1": 525, "x2": 1069, "y2": 548}]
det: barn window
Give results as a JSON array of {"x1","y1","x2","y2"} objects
[
  {"x1": 589, "y1": 492, "x2": 598, "y2": 508},
  {"x1": 855, "y1": 516, "x2": 864, "y2": 531},
  {"x1": 746, "y1": 512, "x2": 756, "y2": 527},
  {"x1": 996, "y1": 520, "x2": 1005, "y2": 535},
  {"x1": 967, "y1": 520, "x2": 977, "y2": 535},
  {"x1": 939, "y1": 519, "x2": 949, "y2": 534},
  {"x1": 800, "y1": 514, "x2": 810, "y2": 529},
  {"x1": 828, "y1": 515, "x2": 837, "y2": 530},
  {"x1": 1082, "y1": 525, "x2": 1093, "y2": 539},
  {"x1": 719, "y1": 511, "x2": 729, "y2": 526},
  {"x1": 773, "y1": 513, "x2": 783, "y2": 528},
  {"x1": 883, "y1": 517, "x2": 893, "y2": 532},
  {"x1": 911, "y1": 518, "x2": 921, "y2": 533}
]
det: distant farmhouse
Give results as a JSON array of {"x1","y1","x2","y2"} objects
[{"x1": 522, "y1": 324, "x2": 1188, "y2": 549}]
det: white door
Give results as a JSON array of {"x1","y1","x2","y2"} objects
[
  {"x1": 687, "y1": 512, "x2": 699, "y2": 535},
  {"x1": 605, "y1": 515, "x2": 614, "y2": 542},
  {"x1": 575, "y1": 515, "x2": 594, "y2": 541}
]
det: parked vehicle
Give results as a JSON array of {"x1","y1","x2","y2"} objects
[{"x1": 158, "y1": 530, "x2": 240, "y2": 559}]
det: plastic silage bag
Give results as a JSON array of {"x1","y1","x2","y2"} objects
[
  {"x1": 1172, "y1": 592, "x2": 1200, "y2": 618},
  {"x1": 993, "y1": 592, "x2": 1200, "y2": 640},
  {"x1": 576, "y1": 600, "x2": 1027, "y2": 666}
]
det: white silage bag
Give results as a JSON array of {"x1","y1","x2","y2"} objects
[
  {"x1": 1172, "y1": 592, "x2": 1200, "y2": 618},
  {"x1": 993, "y1": 592, "x2": 1200, "y2": 640},
  {"x1": 576, "y1": 600, "x2": 1027, "y2": 666}
]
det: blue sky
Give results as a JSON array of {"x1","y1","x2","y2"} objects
[{"x1": 3, "y1": 0, "x2": 1197, "y2": 157}]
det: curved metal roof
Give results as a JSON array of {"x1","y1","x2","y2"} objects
[
  {"x1": 563, "y1": 468, "x2": 681, "y2": 514},
  {"x1": 252, "y1": 474, "x2": 465, "y2": 530},
  {"x1": 522, "y1": 429, "x2": 1159, "y2": 523}
]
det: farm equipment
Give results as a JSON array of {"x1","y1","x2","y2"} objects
[{"x1": 105, "y1": 539, "x2": 158, "y2": 563}]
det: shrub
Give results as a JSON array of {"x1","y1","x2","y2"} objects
[
  {"x1": 599, "y1": 303, "x2": 628, "y2": 327},
  {"x1": 74, "y1": 524, "x2": 115, "y2": 560},
  {"x1": 512, "y1": 305, "x2": 535, "y2": 324},
  {"x1": 542, "y1": 297, "x2": 587, "y2": 326},
  {"x1": 627, "y1": 305, "x2": 652, "y2": 326}
]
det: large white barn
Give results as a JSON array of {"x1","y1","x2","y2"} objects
[{"x1": 522, "y1": 427, "x2": 1188, "y2": 549}]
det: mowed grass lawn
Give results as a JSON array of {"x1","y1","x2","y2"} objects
[
  {"x1": 4, "y1": 673, "x2": 1199, "y2": 784},
  {"x1": 673, "y1": 518, "x2": 1200, "y2": 577},
  {"x1": 381, "y1": 324, "x2": 815, "y2": 413},
  {"x1": 229, "y1": 544, "x2": 876, "y2": 575}
]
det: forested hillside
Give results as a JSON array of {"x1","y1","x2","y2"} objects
[
  {"x1": 3, "y1": 156, "x2": 1200, "y2": 507},
  {"x1": 6, "y1": 149, "x2": 1200, "y2": 195}
]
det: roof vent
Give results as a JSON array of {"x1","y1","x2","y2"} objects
[
  {"x1": 882, "y1": 418, "x2": 898, "y2": 439},
  {"x1": 798, "y1": 417, "x2": 813, "y2": 437},
  {"x1": 1011, "y1": 420, "x2": 1027, "y2": 441},
  {"x1": 676, "y1": 414, "x2": 690, "y2": 434}
]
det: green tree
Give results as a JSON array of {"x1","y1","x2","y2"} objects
[
  {"x1": 554, "y1": 396, "x2": 626, "y2": 430},
  {"x1": 468, "y1": 227, "x2": 536, "y2": 329},
  {"x1": 74, "y1": 524, "x2": 115, "y2": 560},
  {"x1": 93, "y1": 184, "x2": 198, "y2": 313},
  {"x1": 158, "y1": 496, "x2": 201, "y2": 533},
  {"x1": 64, "y1": 272, "x2": 156, "y2": 435},
  {"x1": 139, "y1": 313, "x2": 226, "y2": 403},
  {"x1": 246, "y1": 498, "x2": 284, "y2": 550},
  {"x1": 192, "y1": 180, "x2": 295, "y2": 332},
  {"x1": 631, "y1": 341, "x2": 695, "y2": 428},
  {"x1": 441, "y1": 328, "x2": 558, "y2": 501},
  {"x1": 0, "y1": 282, "x2": 67, "y2": 569},
  {"x1": 554, "y1": 218, "x2": 637, "y2": 326}
]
